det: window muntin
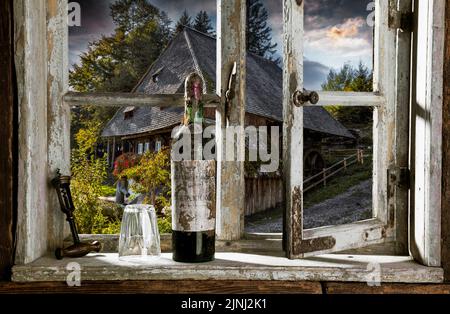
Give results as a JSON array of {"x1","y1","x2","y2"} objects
[{"x1": 282, "y1": 0, "x2": 411, "y2": 258}]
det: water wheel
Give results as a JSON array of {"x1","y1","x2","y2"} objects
[{"x1": 304, "y1": 149, "x2": 325, "y2": 178}]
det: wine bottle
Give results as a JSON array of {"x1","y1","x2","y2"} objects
[{"x1": 171, "y1": 73, "x2": 216, "y2": 263}]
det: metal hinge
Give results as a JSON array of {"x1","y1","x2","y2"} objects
[
  {"x1": 388, "y1": 166, "x2": 411, "y2": 190},
  {"x1": 388, "y1": 8, "x2": 414, "y2": 33}
]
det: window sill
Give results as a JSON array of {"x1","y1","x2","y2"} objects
[{"x1": 12, "y1": 252, "x2": 443, "y2": 283}]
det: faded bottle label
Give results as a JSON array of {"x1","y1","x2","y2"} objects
[{"x1": 171, "y1": 160, "x2": 216, "y2": 232}]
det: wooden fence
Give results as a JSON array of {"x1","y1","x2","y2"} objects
[
  {"x1": 303, "y1": 149, "x2": 365, "y2": 193},
  {"x1": 245, "y1": 175, "x2": 283, "y2": 216},
  {"x1": 244, "y1": 149, "x2": 367, "y2": 216}
]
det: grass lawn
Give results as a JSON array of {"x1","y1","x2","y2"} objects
[
  {"x1": 304, "y1": 157, "x2": 372, "y2": 209},
  {"x1": 245, "y1": 156, "x2": 373, "y2": 228}
]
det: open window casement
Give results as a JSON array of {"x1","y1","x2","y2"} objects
[{"x1": 283, "y1": 0, "x2": 412, "y2": 258}]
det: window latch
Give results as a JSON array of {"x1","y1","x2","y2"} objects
[
  {"x1": 292, "y1": 89, "x2": 319, "y2": 107},
  {"x1": 224, "y1": 61, "x2": 237, "y2": 118}
]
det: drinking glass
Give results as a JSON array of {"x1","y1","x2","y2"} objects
[{"x1": 118, "y1": 205, "x2": 161, "y2": 261}]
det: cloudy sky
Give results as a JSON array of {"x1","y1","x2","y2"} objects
[{"x1": 69, "y1": 0, "x2": 374, "y2": 90}]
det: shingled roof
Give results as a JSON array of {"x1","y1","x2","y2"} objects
[{"x1": 102, "y1": 27, "x2": 353, "y2": 139}]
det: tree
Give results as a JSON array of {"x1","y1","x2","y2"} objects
[
  {"x1": 110, "y1": 0, "x2": 159, "y2": 34},
  {"x1": 159, "y1": 11, "x2": 173, "y2": 42},
  {"x1": 176, "y1": 10, "x2": 192, "y2": 32},
  {"x1": 70, "y1": 1, "x2": 171, "y2": 93},
  {"x1": 69, "y1": 0, "x2": 173, "y2": 149},
  {"x1": 247, "y1": 0, "x2": 278, "y2": 63},
  {"x1": 322, "y1": 62, "x2": 374, "y2": 124},
  {"x1": 193, "y1": 11, "x2": 214, "y2": 35}
]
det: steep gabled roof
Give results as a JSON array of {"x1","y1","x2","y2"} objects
[{"x1": 102, "y1": 27, "x2": 353, "y2": 139}]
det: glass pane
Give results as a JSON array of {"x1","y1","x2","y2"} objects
[
  {"x1": 303, "y1": 106, "x2": 373, "y2": 229},
  {"x1": 69, "y1": 0, "x2": 217, "y2": 92},
  {"x1": 304, "y1": 0, "x2": 375, "y2": 92},
  {"x1": 246, "y1": 106, "x2": 374, "y2": 233},
  {"x1": 70, "y1": 105, "x2": 174, "y2": 235},
  {"x1": 244, "y1": 0, "x2": 284, "y2": 233},
  {"x1": 68, "y1": 1, "x2": 217, "y2": 236}
]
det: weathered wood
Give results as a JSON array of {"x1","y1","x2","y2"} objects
[
  {"x1": 14, "y1": 0, "x2": 49, "y2": 264},
  {"x1": 0, "y1": 0, "x2": 15, "y2": 280},
  {"x1": 67, "y1": 234, "x2": 283, "y2": 254},
  {"x1": 0, "y1": 281, "x2": 322, "y2": 294},
  {"x1": 71, "y1": 234, "x2": 403, "y2": 256},
  {"x1": 216, "y1": 0, "x2": 246, "y2": 240},
  {"x1": 11, "y1": 253, "x2": 443, "y2": 283},
  {"x1": 64, "y1": 92, "x2": 220, "y2": 108},
  {"x1": 324, "y1": 282, "x2": 450, "y2": 294},
  {"x1": 5, "y1": 280, "x2": 450, "y2": 294},
  {"x1": 410, "y1": 0, "x2": 445, "y2": 267},
  {"x1": 4, "y1": 281, "x2": 450, "y2": 294},
  {"x1": 47, "y1": 0, "x2": 70, "y2": 255},
  {"x1": 283, "y1": 0, "x2": 402, "y2": 258},
  {"x1": 369, "y1": 0, "x2": 406, "y2": 249},
  {"x1": 391, "y1": 0, "x2": 413, "y2": 255},
  {"x1": 312, "y1": 91, "x2": 385, "y2": 107},
  {"x1": 441, "y1": 0, "x2": 450, "y2": 282},
  {"x1": 283, "y1": 0, "x2": 305, "y2": 258}
]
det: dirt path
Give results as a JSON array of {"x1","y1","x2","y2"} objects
[{"x1": 245, "y1": 179, "x2": 373, "y2": 233}]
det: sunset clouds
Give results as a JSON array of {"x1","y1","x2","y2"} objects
[{"x1": 327, "y1": 18, "x2": 365, "y2": 40}]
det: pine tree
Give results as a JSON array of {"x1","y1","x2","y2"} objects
[
  {"x1": 176, "y1": 10, "x2": 192, "y2": 32},
  {"x1": 159, "y1": 11, "x2": 173, "y2": 41},
  {"x1": 246, "y1": 0, "x2": 278, "y2": 63},
  {"x1": 110, "y1": 0, "x2": 159, "y2": 33},
  {"x1": 321, "y1": 62, "x2": 373, "y2": 124},
  {"x1": 193, "y1": 11, "x2": 214, "y2": 35}
]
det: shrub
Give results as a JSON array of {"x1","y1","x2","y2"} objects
[
  {"x1": 120, "y1": 149, "x2": 172, "y2": 233},
  {"x1": 120, "y1": 149, "x2": 171, "y2": 207},
  {"x1": 113, "y1": 152, "x2": 140, "y2": 177},
  {"x1": 100, "y1": 185, "x2": 116, "y2": 197},
  {"x1": 71, "y1": 121, "x2": 122, "y2": 234}
]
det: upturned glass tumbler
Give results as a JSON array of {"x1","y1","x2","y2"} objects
[{"x1": 118, "y1": 205, "x2": 161, "y2": 261}]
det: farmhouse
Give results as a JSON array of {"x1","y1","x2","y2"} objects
[{"x1": 101, "y1": 27, "x2": 354, "y2": 174}]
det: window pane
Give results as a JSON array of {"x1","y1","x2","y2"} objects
[
  {"x1": 304, "y1": 0, "x2": 375, "y2": 92},
  {"x1": 70, "y1": 103, "x2": 173, "y2": 235},
  {"x1": 68, "y1": 0, "x2": 216, "y2": 92},
  {"x1": 246, "y1": 105, "x2": 374, "y2": 233},
  {"x1": 68, "y1": 1, "x2": 216, "y2": 236},
  {"x1": 303, "y1": 106, "x2": 374, "y2": 229},
  {"x1": 244, "y1": 0, "x2": 283, "y2": 231}
]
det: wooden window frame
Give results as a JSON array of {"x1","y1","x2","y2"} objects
[
  {"x1": 283, "y1": 0, "x2": 412, "y2": 258},
  {"x1": 12, "y1": 0, "x2": 445, "y2": 281}
]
